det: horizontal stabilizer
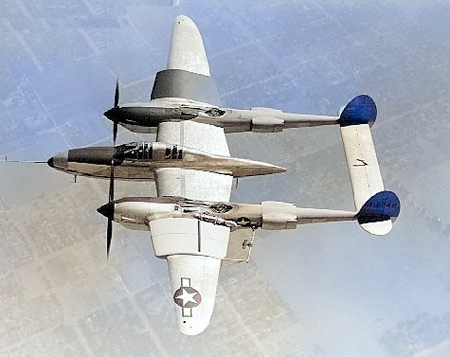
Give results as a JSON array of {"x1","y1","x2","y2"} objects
[
  {"x1": 356, "y1": 190, "x2": 400, "y2": 235},
  {"x1": 339, "y1": 95, "x2": 384, "y2": 210}
]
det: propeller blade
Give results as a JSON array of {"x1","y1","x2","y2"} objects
[
  {"x1": 113, "y1": 79, "x2": 119, "y2": 145},
  {"x1": 109, "y1": 157, "x2": 115, "y2": 202},
  {"x1": 106, "y1": 154, "x2": 115, "y2": 257},
  {"x1": 106, "y1": 216, "x2": 113, "y2": 258},
  {"x1": 104, "y1": 78, "x2": 119, "y2": 258},
  {"x1": 113, "y1": 121, "x2": 118, "y2": 146},
  {"x1": 105, "y1": 167, "x2": 115, "y2": 258},
  {"x1": 114, "y1": 79, "x2": 119, "y2": 108}
]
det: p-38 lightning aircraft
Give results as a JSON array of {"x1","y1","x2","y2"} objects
[{"x1": 48, "y1": 16, "x2": 400, "y2": 335}]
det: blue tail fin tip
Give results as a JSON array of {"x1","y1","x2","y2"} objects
[
  {"x1": 357, "y1": 190, "x2": 400, "y2": 225},
  {"x1": 339, "y1": 95, "x2": 377, "y2": 127}
]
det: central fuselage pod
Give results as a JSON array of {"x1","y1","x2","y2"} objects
[{"x1": 47, "y1": 141, "x2": 286, "y2": 180}]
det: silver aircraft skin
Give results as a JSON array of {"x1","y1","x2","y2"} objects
[
  {"x1": 97, "y1": 190, "x2": 400, "y2": 275},
  {"x1": 97, "y1": 193, "x2": 400, "y2": 236},
  {"x1": 47, "y1": 15, "x2": 400, "y2": 336},
  {"x1": 48, "y1": 141, "x2": 286, "y2": 180},
  {"x1": 104, "y1": 100, "x2": 341, "y2": 134}
]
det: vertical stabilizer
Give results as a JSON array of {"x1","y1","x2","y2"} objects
[{"x1": 356, "y1": 190, "x2": 401, "y2": 235}]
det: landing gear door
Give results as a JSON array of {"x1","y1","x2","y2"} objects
[{"x1": 222, "y1": 227, "x2": 255, "y2": 265}]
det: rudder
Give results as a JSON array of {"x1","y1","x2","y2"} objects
[
  {"x1": 339, "y1": 95, "x2": 377, "y2": 127},
  {"x1": 356, "y1": 190, "x2": 400, "y2": 235}
]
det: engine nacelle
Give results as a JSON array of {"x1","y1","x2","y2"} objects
[
  {"x1": 261, "y1": 201, "x2": 298, "y2": 230},
  {"x1": 251, "y1": 116, "x2": 284, "y2": 132},
  {"x1": 250, "y1": 108, "x2": 285, "y2": 132}
]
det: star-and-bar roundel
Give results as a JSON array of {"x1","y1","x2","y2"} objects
[{"x1": 173, "y1": 278, "x2": 202, "y2": 309}]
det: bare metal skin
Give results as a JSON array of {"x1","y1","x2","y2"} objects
[
  {"x1": 97, "y1": 196, "x2": 357, "y2": 232},
  {"x1": 104, "y1": 100, "x2": 340, "y2": 134},
  {"x1": 48, "y1": 141, "x2": 285, "y2": 180}
]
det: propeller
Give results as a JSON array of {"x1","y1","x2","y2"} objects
[{"x1": 104, "y1": 79, "x2": 119, "y2": 258}]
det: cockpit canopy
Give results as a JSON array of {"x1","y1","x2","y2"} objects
[{"x1": 117, "y1": 142, "x2": 183, "y2": 161}]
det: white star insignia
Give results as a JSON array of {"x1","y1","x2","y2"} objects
[{"x1": 177, "y1": 288, "x2": 198, "y2": 307}]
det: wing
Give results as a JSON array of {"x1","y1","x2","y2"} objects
[
  {"x1": 148, "y1": 16, "x2": 232, "y2": 335},
  {"x1": 167, "y1": 255, "x2": 222, "y2": 336}
]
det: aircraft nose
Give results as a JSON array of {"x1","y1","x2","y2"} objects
[
  {"x1": 104, "y1": 107, "x2": 120, "y2": 121},
  {"x1": 47, "y1": 152, "x2": 68, "y2": 169},
  {"x1": 97, "y1": 202, "x2": 115, "y2": 220}
]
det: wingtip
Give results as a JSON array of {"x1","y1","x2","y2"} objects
[
  {"x1": 174, "y1": 15, "x2": 194, "y2": 24},
  {"x1": 168, "y1": 15, "x2": 210, "y2": 76},
  {"x1": 178, "y1": 318, "x2": 209, "y2": 336}
]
